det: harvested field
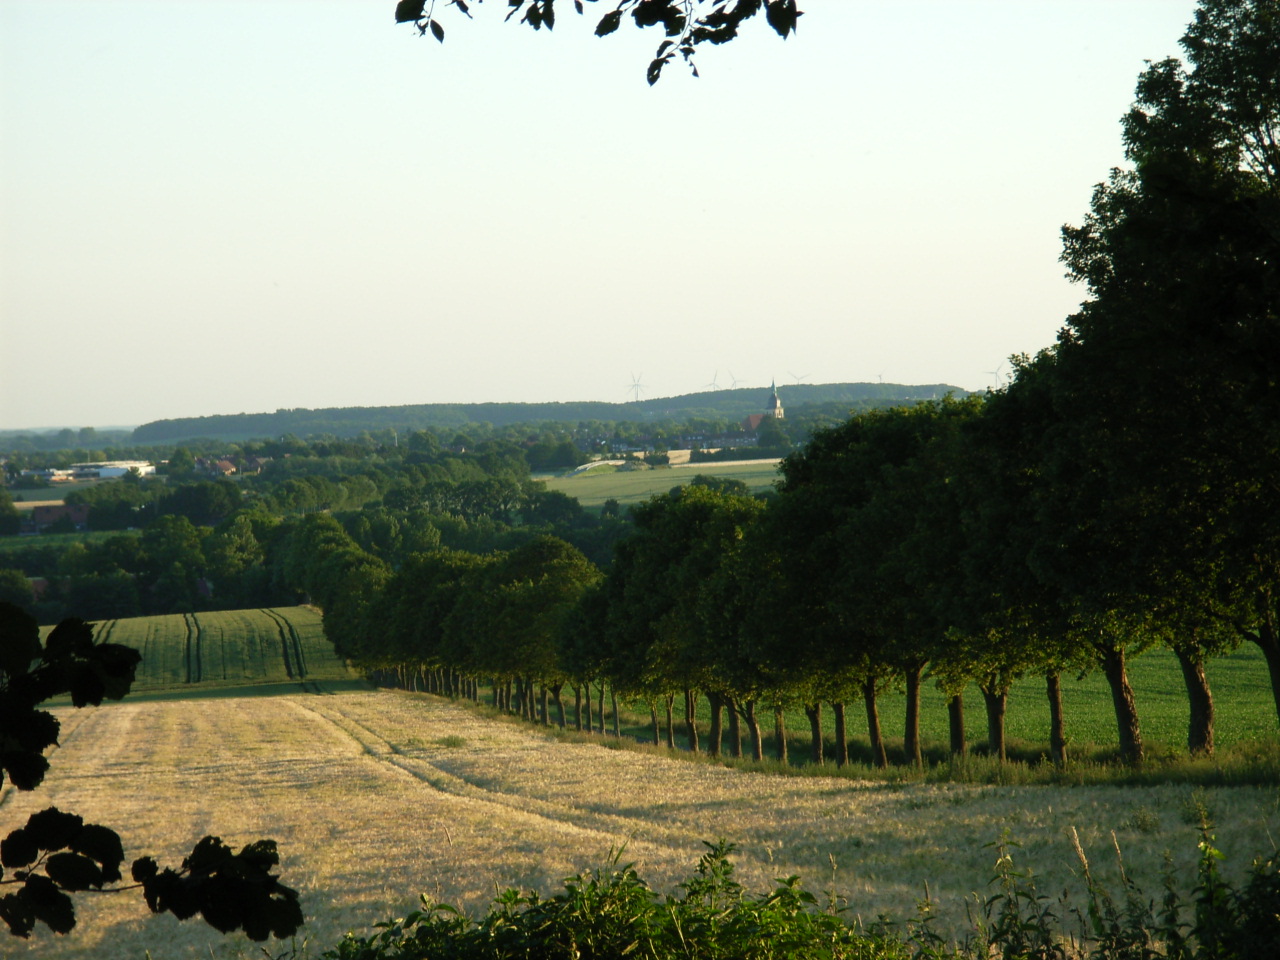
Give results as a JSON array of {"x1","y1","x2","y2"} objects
[{"x1": 5, "y1": 689, "x2": 1277, "y2": 958}]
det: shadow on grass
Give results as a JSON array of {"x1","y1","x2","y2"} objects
[{"x1": 47, "y1": 677, "x2": 375, "y2": 704}]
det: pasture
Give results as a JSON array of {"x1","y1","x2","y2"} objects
[
  {"x1": 8, "y1": 689, "x2": 1279, "y2": 960},
  {"x1": 543, "y1": 459, "x2": 782, "y2": 508},
  {"x1": 637, "y1": 643, "x2": 1279, "y2": 764}
]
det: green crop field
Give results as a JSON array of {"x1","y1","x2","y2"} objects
[
  {"x1": 544, "y1": 460, "x2": 782, "y2": 508},
  {"x1": 87, "y1": 606, "x2": 363, "y2": 697}
]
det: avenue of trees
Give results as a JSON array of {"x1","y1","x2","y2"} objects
[{"x1": 295, "y1": 0, "x2": 1278, "y2": 767}]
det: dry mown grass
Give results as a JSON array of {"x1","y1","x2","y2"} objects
[{"x1": 5, "y1": 689, "x2": 1278, "y2": 958}]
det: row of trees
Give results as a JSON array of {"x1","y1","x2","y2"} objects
[{"x1": 303, "y1": 0, "x2": 1278, "y2": 766}]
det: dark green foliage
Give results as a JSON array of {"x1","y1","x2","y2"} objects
[
  {"x1": 321, "y1": 841, "x2": 907, "y2": 959},
  {"x1": 320, "y1": 835, "x2": 1280, "y2": 959}
]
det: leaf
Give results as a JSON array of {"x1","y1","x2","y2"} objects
[
  {"x1": 183, "y1": 835, "x2": 234, "y2": 873},
  {"x1": 595, "y1": 9, "x2": 622, "y2": 36},
  {"x1": 21, "y1": 874, "x2": 76, "y2": 935},
  {"x1": 765, "y1": 0, "x2": 801, "y2": 38},
  {"x1": 1, "y1": 751, "x2": 49, "y2": 791},
  {"x1": 453, "y1": 0, "x2": 471, "y2": 16},
  {"x1": 71, "y1": 824, "x2": 125, "y2": 884},
  {"x1": 42, "y1": 617, "x2": 94, "y2": 660},
  {"x1": 430, "y1": 18, "x2": 445, "y2": 42},
  {"x1": 66, "y1": 663, "x2": 106, "y2": 708},
  {"x1": 131, "y1": 856, "x2": 158, "y2": 883},
  {"x1": 574, "y1": 0, "x2": 582, "y2": 13},
  {"x1": 0, "y1": 602, "x2": 41, "y2": 679},
  {"x1": 11, "y1": 709, "x2": 59, "y2": 754},
  {"x1": 24, "y1": 808, "x2": 83, "y2": 852},
  {"x1": 647, "y1": 56, "x2": 667, "y2": 86},
  {"x1": 0, "y1": 892, "x2": 35, "y2": 938},
  {"x1": 237, "y1": 839, "x2": 281, "y2": 870},
  {"x1": 45, "y1": 852, "x2": 105, "y2": 891},
  {"x1": 1, "y1": 828, "x2": 38, "y2": 869},
  {"x1": 394, "y1": 0, "x2": 427, "y2": 23}
]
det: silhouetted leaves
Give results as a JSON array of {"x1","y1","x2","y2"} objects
[
  {"x1": 397, "y1": 0, "x2": 802, "y2": 81},
  {"x1": 765, "y1": 0, "x2": 800, "y2": 38},
  {"x1": 134, "y1": 837, "x2": 303, "y2": 942},
  {"x1": 1, "y1": 828, "x2": 38, "y2": 869},
  {"x1": 394, "y1": 0, "x2": 426, "y2": 22},
  {"x1": 0, "y1": 602, "x2": 297, "y2": 940},
  {"x1": 595, "y1": 9, "x2": 622, "y2": 36}
]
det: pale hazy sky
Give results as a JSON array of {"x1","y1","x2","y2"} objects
[{"x1": 2, "y1": 1, "x2": 1195, "y2": 430}]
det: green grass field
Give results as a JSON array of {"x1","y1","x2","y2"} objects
[
  {"x1": 0, "y1": 528, "x2": 138, "y2": 556},
  {"x1": 87, "y1": 606, "x2": 363, "y2": 697},
  {"x1": 544, "y1": 460, "x2": 782, "y2": 509},
  {"x1": 593, "y1": 643, "x2": 1277, "y2": 763}
]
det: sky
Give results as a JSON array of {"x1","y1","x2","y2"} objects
[{"x1": 1, "y1": 1, "x2": 1199, "y2": 430}]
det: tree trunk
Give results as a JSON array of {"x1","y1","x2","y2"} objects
[
  {"x1": 863, "y1": 676, "x2": 887, "y2": 769},
  {"x1": 726, "y1": 695, "x2": 743, "y2": 758},
  {"x1": 1247, "y1": 611, "x2": 1280, "y2": 726},
  {"x1": 744, "y1": 699, "x2": 763, "y2": 761},
  {"x1": 551, "y1": 683, "x2": 566, "y2": 728},
  {"x1": 1046, "y1": 671, "x2": 1067, "y2": 765},
  {"x1": 1173, "y1": 643, "x2": 1214, "y2": 756},
  {"x1": 650, "y1": 701, "x2": 660, "y2": 745},
  {"x1": 539, "y1": 684, "x2": 550, "y2": 726},
  {"x1": 773, "y1": 705, "x2": 788, "y2": 764},
  {"x1": 904, "y1": 662, "x2": 924, "y2": 768},
  {"x1": 492, "y1": 677, "x2": 501, "y2": 710},
  {"x1": 583, "y1": 679, "x2": 593, "y2": 732},
  {"x1": 664, "y1": 694, "x2": 676, "y2": 749},
  {"x1": 947, "y1": 693, "x2": 966, "y2": 758},
  {"x1": 833, "y1": 701, "x2": 848, "y2": 767},
  {"x1": 597, "y1": 680, "x2": 606, "y2": 735},
  {"x1": 707, "y1": 691, "x2": 724, "y2": 758},
  {"x1": 610, "y1": 687, "x2": 620, "y2": 737},
  {"x1": 803, "y1": 702, "x2": 823, "y2": 765},
  {"x1": 573, "y1": 684, "x2": 583, "y2": 731},
  {"x1": 685, "y1": 688, "x2": 700, "y2": 754},
  {"x1": 980, "y1": 684, "x2": 1007, "y2": 763},
  {"x1": 1099, "y1": 643, "x2": 1144, "y2": 765}
]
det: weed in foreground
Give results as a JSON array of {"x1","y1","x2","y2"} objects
[{"x1": 316, "y1": 831, "x2": 1280, "y2": 960}]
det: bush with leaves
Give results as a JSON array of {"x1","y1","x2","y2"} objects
[{"x1": 0, "y1": 601, "x2": 302, "y2": 940}]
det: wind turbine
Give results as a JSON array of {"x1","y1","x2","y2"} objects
[
  {"x1": 627, "y1": 373, "x2": 647, "y2": 403},
  {"x1": 986, "y1": 362, "x2": 1007, "y2": 391},
  {"x1": 728, "y1": 371, "x2": 743, "y2": 389},
  {"x1": 704, "y1": 371, "x2": 721, "y2": 391},
  {"x1": 788, "y1": 371, "x2": 811, "y2": 385}
]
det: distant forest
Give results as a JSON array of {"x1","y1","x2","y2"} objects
[{"x1": 126, "y1": 383, "x2": 964, "y2": 443}]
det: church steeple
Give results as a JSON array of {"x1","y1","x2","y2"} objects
[{"x1": 766, "y1": 380, "x2": 784, "y2": 419}]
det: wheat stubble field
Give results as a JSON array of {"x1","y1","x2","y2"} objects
[{"x1": 5, "y1": 688, "x2": 1279, "y2": 959}]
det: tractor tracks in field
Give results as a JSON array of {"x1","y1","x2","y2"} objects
[
  {"x1": 182, "y1": 612, "x2": 202, "y2": 684},
  {"x1": 261, "y1": 608, "x2": 307, "y2": 680},
  {"x1": 282, "y1": 698, "x2": 691, "y2": 852}
]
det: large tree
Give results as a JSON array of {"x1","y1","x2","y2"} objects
[{"x1": 1039, "y1": 0, "x2": 1280, "y2": 739}]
